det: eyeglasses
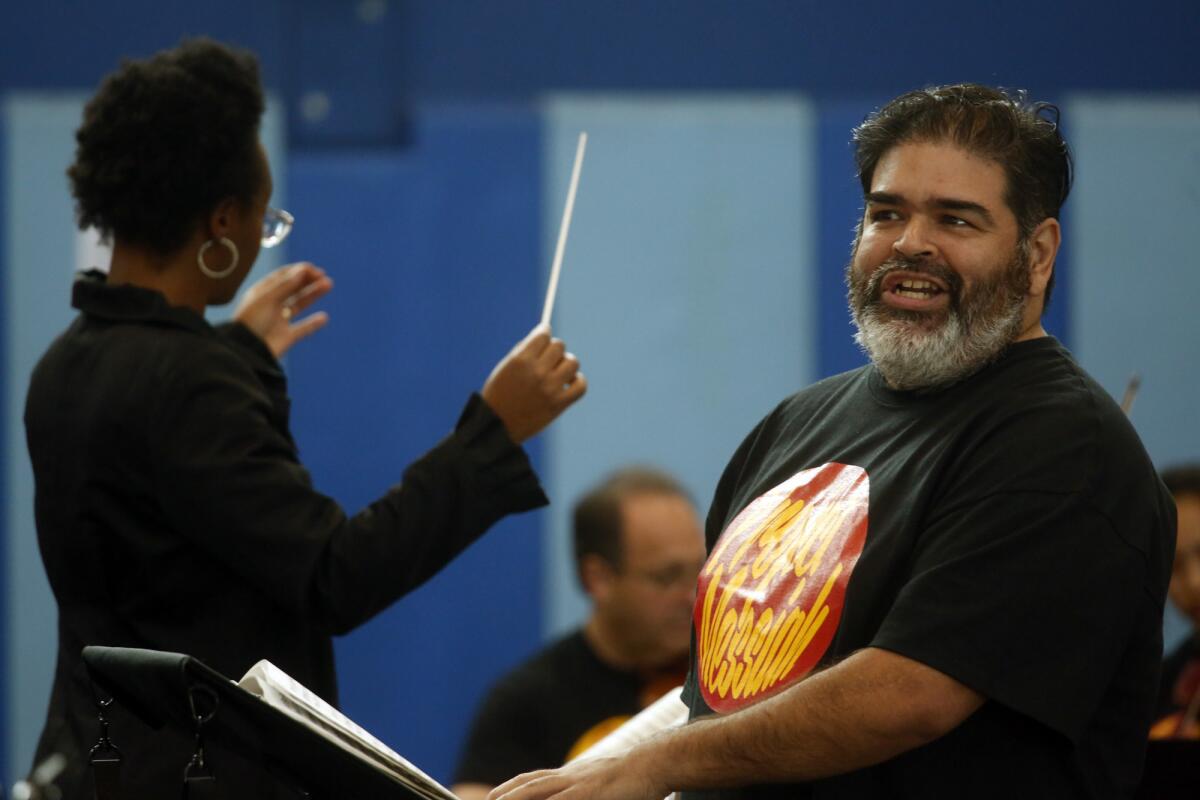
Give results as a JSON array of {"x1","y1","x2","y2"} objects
[
  {"x1": 625, "y1": 564, "x2": 701, "y2": 592},
  {"x1": 262, "y1": 207, "x2": 294, "y2": 248}
]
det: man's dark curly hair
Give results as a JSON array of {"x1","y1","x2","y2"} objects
[
  {"x1": 852, "y1": 84, "x2": 1073, "y2": 308},
  {"x1": 68, "y1": 38, "x2": 265, "y2": 256}
]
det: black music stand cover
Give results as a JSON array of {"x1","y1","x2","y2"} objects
[
  {"x1": 1137, "y1": 739, "x2": 1200, "y2": 798},
  {"x1": 82, "y1": 645, "x2": 429, "y2": 800}
]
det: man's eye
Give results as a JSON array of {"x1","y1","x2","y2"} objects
[
  {"x1": 943, "y1": 215, "x2": 971, "y2": 227},
  {"x1": 870, "y1": 210, "x2": 900, "y2": 222}
]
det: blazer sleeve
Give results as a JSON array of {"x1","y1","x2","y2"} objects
[{"x1": 149, "y1": 340, "x2": 547, "y2": 634}]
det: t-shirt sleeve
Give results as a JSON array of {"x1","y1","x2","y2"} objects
[
  {"x1": 454, "y1": 674, "x2": 553, "y2": 786},
  {"x1": 871, "y1": 486, "x2": 1147, "y2": 744}
]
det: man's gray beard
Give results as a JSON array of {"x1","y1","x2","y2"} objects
[{"x1": 848, "y1": 249, "x2": 1030, "y2": 392}]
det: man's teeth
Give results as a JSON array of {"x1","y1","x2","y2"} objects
[{"x1": 893, "y1": 279, "x2": 941, "y2": 298}]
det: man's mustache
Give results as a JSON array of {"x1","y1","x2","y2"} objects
[{"x1": 865, "y1": 257, "x2": 964, "y2": 306}]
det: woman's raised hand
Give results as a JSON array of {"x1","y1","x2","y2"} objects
[
  {"x1": 481, "y1": 325, "x2": 587, "y2": 443},
  {"x1": 234, "y1": 263, "x2": 333, "y2": 358}
]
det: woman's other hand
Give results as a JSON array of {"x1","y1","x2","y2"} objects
[
  {"x1": 482, "y1": 325, "x2": 587, "y2": 443},
  {"x1": 234, "y1": 262, "x2": 333, "y2": 358}
]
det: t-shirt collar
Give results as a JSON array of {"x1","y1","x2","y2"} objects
[{"x1": 866, "y1": 336, "x2": 1065, "y2": 405}]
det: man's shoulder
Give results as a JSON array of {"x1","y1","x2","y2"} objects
[
  {"x1": 789, "y1": 364, "x2": 872, "y2": 401},
  {"x1": 756, "y1": 365, "x2": 874, "y2": 431},
  {"x1": 987, "y1": 336, "x2": 1094, "y2": 395},
  {"x1": 951, "y1": 338, "x2": 1173, "y2": 575},
  {"x1": 976, "y1": 338, "x2": 1142, "y2": 449}
]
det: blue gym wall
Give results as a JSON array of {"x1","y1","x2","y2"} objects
[{"x1": 2, "y1": 0, "x2": 1198, "y2": 788}]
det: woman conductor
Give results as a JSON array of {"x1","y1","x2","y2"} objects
[{"x1": 24, "y1": 38, "x2": 585, "y2": 798}]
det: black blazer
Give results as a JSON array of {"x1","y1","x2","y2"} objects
[{"x1": 24, "y1": 273, "x2": 547, "y2": 798}]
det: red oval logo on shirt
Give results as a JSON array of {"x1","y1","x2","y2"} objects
[{"x1": 695, "y1": 463, "x2": 869, "y2": 713}]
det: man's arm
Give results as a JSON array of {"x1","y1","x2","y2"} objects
[{"x1": 489, "y1": 647, "x2": 983, "y2": 800}]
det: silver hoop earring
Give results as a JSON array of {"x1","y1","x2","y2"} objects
[{"x1": 197, "y1": 237, "x2": 240, "y2": 279}]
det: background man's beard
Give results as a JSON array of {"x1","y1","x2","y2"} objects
[{"x1": 847, "y1": 249, "x2": 1031, "y2": 392}]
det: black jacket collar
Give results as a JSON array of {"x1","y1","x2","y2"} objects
[{"x1": 71, "y1": 269, "x2": 214, "y2": 336}]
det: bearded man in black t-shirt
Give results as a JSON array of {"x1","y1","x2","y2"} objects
[{"x1": 489, "y1": 84, "x2": 1176, "y2": 800}]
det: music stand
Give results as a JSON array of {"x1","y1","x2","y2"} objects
[{"x1": 83, "y1": 645, "x2": 435, "y2": 800}]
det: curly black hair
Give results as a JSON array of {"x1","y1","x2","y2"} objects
[
  {"x1": 852, "y1": 84, "x2": 1074, "y2": 309},
  {"x1": 68, "y1": 37, "x2": 266, "y2": 256}
]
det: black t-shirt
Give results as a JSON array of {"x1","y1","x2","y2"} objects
[
  {"x1": 455, "y1": 631, "x2": 684, "y2": 785},
  {"x1": 1151, "y1": 634, "x2": 1200, "y2": 737},
  {"x1": 681, "y1": 337, "x2": 1175, "y2": 799}
]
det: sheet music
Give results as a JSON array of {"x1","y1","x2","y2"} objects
[
  {"x1": 570, "y1": 685, "x2": 688, "y2": 762},
  {"x1": 569, "y1": 686, "x2": 686, "y2": 800},
  {"x1": 239, "y1": 659, "x2": 458, "y2": 800}
]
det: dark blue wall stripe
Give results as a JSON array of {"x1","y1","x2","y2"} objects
[
  {"x1": 4, "y1": 3, "x2": 1198, "y2": 145},
  {"x1": 284, "y1": 104, "x2": 544, "y2": 783},
  {"x1": 0, "y1": 3, "x2": 285, "y2": 91},
  {"x1": 1041, "y1": 101, "x2": 1072, "y2": 348},
  {"x1": 816, "y1": 98, "x2": 878, "y2": 379}
]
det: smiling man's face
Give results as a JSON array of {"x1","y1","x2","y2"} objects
[{"x1": 846, "y1": 140, "x2": 1039, "y2": 391}]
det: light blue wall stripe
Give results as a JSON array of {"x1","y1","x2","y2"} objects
[
  {"x1": 541, "y1": 95, "x2": 816, "y2": 636},
  {"x1": 2, "y1": 95, "x2": 285, "y2": 779},
  {"x1": 4, "y1": 94, "x2": 86, "y2": 780},
  {"x1": 0, "y1": 89, "x2": 7, "y2": 789},
  {"x1": 1067, "y1": 94, "x2": 1200, "y2": 650}
]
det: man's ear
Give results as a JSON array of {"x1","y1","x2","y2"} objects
[
  {"x1": 1026, "y1": 217, "x2": 1061, "y2": 302},
  {"x1": 580, "y1": 554, "x2": 617, "y2": 602}
]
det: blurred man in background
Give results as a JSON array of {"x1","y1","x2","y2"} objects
[{"x1": 453, "y1": 467, "x2": 706, "y2": 800}]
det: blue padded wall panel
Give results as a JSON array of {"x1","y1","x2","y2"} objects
[
  {"x1": 1068, "y1": 95, "x2": 1200, "y2": 464},
  {"x1": 0, "y1": 92, "x2": 8, "y2": 790},
  {"x1": 0, "y1": 3, "x2": 286, "y2": 90},
  {"x1": 1, "y1": 95, "x2": 285, "y2": 784},
  {"x1": 815, "y1": 97, "x2": 878, "y2": 380},
  {"x1": 285, "y1": 104, "x2": 544, "y2": 783},
  {"x1": 541, "y1": 95, "x2": 816, "y2": 636},
  {"x1": 1067, "y1": 95, "x2": 1200, "y2": 651},
  {"x1": 395, "y1": 1, "x2": 1198, "y2": 96},
  {"x1": 4, "y1": 96, "x2": 92, "y2": 784}
]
